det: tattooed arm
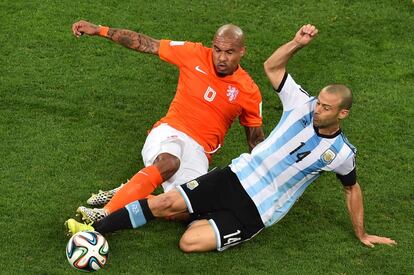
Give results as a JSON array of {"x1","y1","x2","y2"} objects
[{"x1": 72, "y1": 20, "x2": 160, "y2": 55}]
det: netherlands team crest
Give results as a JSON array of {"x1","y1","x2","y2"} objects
[
  {"x1": 321, "y1": 149, "x2": 336, "y2": 164},
  {"x1": 226, "y1": 85, "x2": 239, "y2": 102}
]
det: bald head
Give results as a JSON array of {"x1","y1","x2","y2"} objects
[
  {"x1": 322, "y1": 84, "x2": 353, "y2": 110},
  {"x1": 214, "y1": 24, "x2": 245, "y2": 47},
  {"x1": 211, "y1": 24, "x2": 246, "y2": 76}
]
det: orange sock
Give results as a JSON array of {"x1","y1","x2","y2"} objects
[{"x1": 104, "y1": 165, "x2": 163, "y2": 214}]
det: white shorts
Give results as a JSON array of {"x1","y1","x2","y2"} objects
[{"x1": 141, "y1": 123, "x2": 209, "y2": 192}]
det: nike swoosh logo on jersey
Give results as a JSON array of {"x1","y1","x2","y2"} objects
[{"x1": 195, "y1": 66, "x2": 208, "y2": 75}]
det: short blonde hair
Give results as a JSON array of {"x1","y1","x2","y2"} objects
[{"x1": 322, "y1": 84, "x2": 353, "y2": 110}]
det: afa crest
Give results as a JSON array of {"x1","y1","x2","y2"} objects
[
  {"x1": 321, "y1": 149, "x2": 336, "y2": 164},
  {"x1": 186, "y1": 180, "x2": 199, "y2": 190}
]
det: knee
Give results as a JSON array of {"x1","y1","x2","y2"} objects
[
  {"x1": 178, "y1": 227, "x2": 215, "y2": 253},
  {"x1": 150, "y1": 193, "x2": 176, "y2": 215},
  {"x1": 179, "y1": 234, "x2": 198, "y2": 253},
  {"x1": 154, "y1": 153, "x2": 181, "y2": 180}
]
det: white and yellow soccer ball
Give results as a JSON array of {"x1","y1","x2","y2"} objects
[{"x1": 66, "y1": 231, "x2": 109, "y2": 272}]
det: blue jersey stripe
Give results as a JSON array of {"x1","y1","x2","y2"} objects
[
  {"x1": 266, "y1": 174, "x2": 319, "y2": 225},
  {"x1": 244, "y1": 130, "x2": 322, "y2": 197},
  {"x1": 257, "y1": 134, "x2": 347, "y2": 225},
  {"x1": 256, "y1": 158, "x2": 321, "y2": 220},
  {"x1": 236, "y1": 111, "x2": 313, "y2": 182},
  {"x1": 269, "y1": 109, "x2": 292, "y2": 135}
]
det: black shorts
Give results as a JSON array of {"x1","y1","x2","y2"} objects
[{"x1": 177, "y1": 166, "x2": 264, "y2": 251}]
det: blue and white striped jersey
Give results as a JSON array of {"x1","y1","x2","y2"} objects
[{"x1": 230, "y1": 74, "x2": 356, "y2": 227}]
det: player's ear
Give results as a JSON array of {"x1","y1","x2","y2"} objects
[
  {"x1": 240, "y1": 46, "x2": 246, "y2": 57},
  {"x1": 338, "y1": 109, "x2": 349, "y2": 120}
]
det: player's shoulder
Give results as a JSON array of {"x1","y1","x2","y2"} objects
[
  {"x1": 338, "y1": 132, "x2": 357, "y2": 154},
  {"x1": 181, "y1": 41, "x2": 211, "y2": 54},
  {"x1": 161, "y1": 40, "x2": 206, "y2": 52},
  {"x1": 235, "y1": 67, "x2": 260, "y2": 93},
  {"x1": 280, "y1": 73, "x2": 310, "y2": 95}
]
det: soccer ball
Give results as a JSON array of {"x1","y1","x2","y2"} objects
[{"x1": 66, "y1": 231, "x2": 109, "y2": 272}]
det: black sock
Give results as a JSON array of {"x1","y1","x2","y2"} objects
[
  {"x1": 94, "y1": 208, "x2": 132, "y2": 234},
  {"x1": 94, "y1": 199, "x2": 155, "y2": 234},
  {"x1": 139, "y1": 199, "x2": 155, "y2": 221}
]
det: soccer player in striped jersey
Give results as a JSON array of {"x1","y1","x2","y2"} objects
[{"x1": 66, "y1": 24, "x2": 396, "y2": 252}]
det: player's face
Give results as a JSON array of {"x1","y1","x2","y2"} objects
[
  {"x1": 212, "y1": 36, "x2": 245, "y2": 76},
  {"x1": 313, "y1": 90, "x2": 348, "y2": 131}
]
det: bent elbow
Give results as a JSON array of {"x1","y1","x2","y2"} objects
[{"x1": 263, "y1": 59, "x2": 272, "y2": 74}]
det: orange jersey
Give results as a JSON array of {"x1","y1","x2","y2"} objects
[{"x1": 155, "y1": 40, "x2": 262, "y2": 159}]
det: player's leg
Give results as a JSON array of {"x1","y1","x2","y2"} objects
[
  {"x1": 179, "y1": 210, "x2": 261, "y2": 252},
  {"x1": 161, "y1": 130, "x2": 209, "y2": 221},
  {"x1": 80, "y1": 124, "x2": 210, "y2": 223},
  {"x1": 78, "y1": 152, "x2": 178, "y2": 223},
  {"x1": 102, "y1": 152, "x2": 179, "y2": 213},
  {"x1": 99, "y1": 189, "x2": 188, "y2": 232},
  {"x1": 97, "y1": 123, "x2": 208, "y2": 215},
  {"x1": 67, "y1": 168, "x2": 224, "y2": 236},
  {"x1": 104, "y1": 124, "x2": 208, "y2": 216},
  {"x1": 179, "y1": 220, "x2": 217, "y2": 252},
  {"x1": 86, "y1": 124, "x2": 183, "y2": 206},
  {"x1": 78, "y1": 124, "x2": 185, "y2": 222},
  {"x1": 68, "y1": 189, "x2": 188, "y2": 236},
  {"x1": 72, "y1": 167, "x2": 223, "y2": 235},
  {"x1": 177, "y1": 167, "x2": 265, "y2": 252}
]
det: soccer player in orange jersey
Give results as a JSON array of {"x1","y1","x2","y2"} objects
[{"x1": 71, "y1": 20, "x2": 264, "y2": 223}]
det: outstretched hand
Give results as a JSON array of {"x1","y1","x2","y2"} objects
[
  {"x1": 72, "y1": 20, "x2": 99, "y2": 38},
  {"x1": 294, "y1": 24, "x2": 318, "y2": 47},
  {"x1": 359, "y1": 233, "x2": 397, "y2": 248}
]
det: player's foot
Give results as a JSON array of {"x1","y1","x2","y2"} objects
[
  {"x1": 87, "y1": 183, "x2": 125, "y2": 206},
  {"x1": 77, "y1": 206, "x2": 108, "y2": 223},
  {"x1": 65, "y1": 218, "x2": 94, "y2": 236}
]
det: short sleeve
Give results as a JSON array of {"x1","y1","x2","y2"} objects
[
  {"x1": 276, "y1": 73, "x2": 311, "y2": 111},
  {"x1": 159, "y1": 40, "x2": 200, "y2": 67},
  {"x1": 239, "y1": 82, "x2": 263, "y2": 127},
  {"x1": 334, "y1": 152, "x2": 357, "y2": 186},
  {"x1": 336, "y1": 168, "x2": 357, "y2": 186}
]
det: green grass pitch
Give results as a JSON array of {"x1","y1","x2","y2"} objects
[{"x1": 0, "y1": 0, "x2": 413, "y2": 274}]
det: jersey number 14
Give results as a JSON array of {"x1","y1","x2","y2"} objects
[{"x1": 290, "y1": 142, "x2": 311, "y2": 163}]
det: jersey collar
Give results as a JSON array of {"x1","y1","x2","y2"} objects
[{"x1": 314, "y1": 126, "x2": 342, "y2": 138}]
